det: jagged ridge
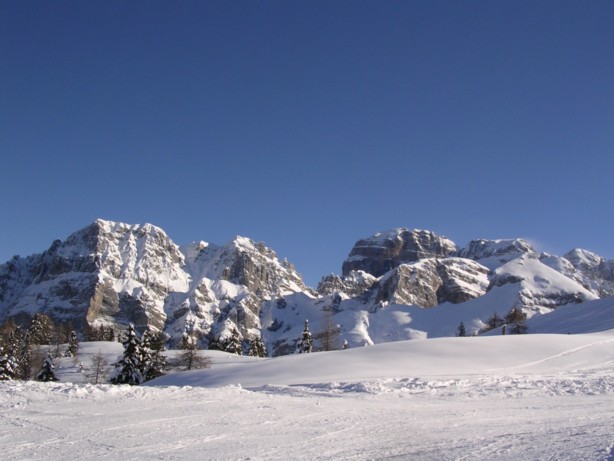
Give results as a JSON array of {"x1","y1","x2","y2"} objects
[{"x1": 1, "y1": 221, "x2": 613, "y2": 356}]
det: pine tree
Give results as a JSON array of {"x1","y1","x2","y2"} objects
[
  {"x1": 105, "y1": 327, "x2": 116, "y2": 342},
  {"x1": 207, "y1": 335, "x2": 222, "y2": 351},
  {"x1": 138, "y1": 329, "x2": 153, "y2": 380},
  {"x1": 140, "y1": 328, "x2": 167, "y2": 381},
  {"x1": 0, "y1": 319, "x2": 17, "y2": 348},
  {"x1": 65, "y1": 330, "x2": 79, "y2": 357},
  {"x1": 0, "y1": 346, "x2": 17, "y2": 381},
  {"x1": 29, "y1": 313, "x2": 54, "y2": 345},
  {"x1": 147, "y1": 330, "x2": 168, "y2": 352},
  {"x1": 222, "y1": 327, "x2": 243, "y2": 355},
  {"x1": 342, "y1": 339, "x2": 349, "y2": 350},
  {"x1": 36, "y1": 352, "x2": 59, "y2": 382},
  {"x1": 84, "y1": 323, "x2": 97, "y2": 341},
  {"x1": 456, "y1": 322, "x2": 467, "y2": 337},
  {"x1": 247, "y1": 336, "x2": 267, "y2": 357},
  {"x1": 297, "y1": 319, "x2": 313, "y2": 353},
  {"x1": 109, "y1": 324, "x2": 144, "y2": 385},
  {"x1": 9, "y1": 328, "x2": 32, "y2": 380},
  {"x1": 98, "y1": 325, "x2": 106, "y2": 342}
]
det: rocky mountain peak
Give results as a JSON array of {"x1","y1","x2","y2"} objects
[
  {"x1": 317, "y1": 270, "x2": 378, "y2": 298},
  {"x1": 2, "y1": 220, "x2": 613, "y2": 355},
  {"x1": 564, "y1": 248, "x2": 603, "y2": 271},
  {"x1": 342, "y1": 228, "x2": 457, "y2": 277},
  {"x1": 560, "y1": 248, "x2": 614, "y2": 296},
  {"x1": 456, "y1": 238, "x2": 536, "y2": 269},
  {"x1": 214, "y1": 236, "x2": 306, "y2": 297}
]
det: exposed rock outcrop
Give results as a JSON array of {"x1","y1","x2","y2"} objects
[
  {"x1": 457, "y1": 238, "x2": 536, "y2": 269},
  {"x1": 368, "y1": 258, "x2": 490, "y2": 307},
  {"x1": 317, "y1": 270, "x2": 378, "y2": 298},
  {"x1": 342, "y1": 228, "x2": 457, "y2": 277}
]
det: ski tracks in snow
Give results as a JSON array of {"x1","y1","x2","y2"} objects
[{"x1": 501, "y1": 337, "x2": 614, "y2": 373}]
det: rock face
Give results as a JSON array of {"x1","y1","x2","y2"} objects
[
  {"x1": 0, "y1": 220, "x2": 308, "y2": 349},
  {"x1": 342, "y1": 229, "x2": 457, "y2": 277},
  {"x1": 436, "y1": 258, "x2": 491, "y2": 304},
  {"x1": 563, "y1": 249, "x2": 614, "y2": 296},
  {"x1": 368, "y1": 258, "x2": 490, "y2": 307},
  {"x1": 169, "y1": 236, "x2": 309, "y2": 346},
  {"x1": 0, "y1": 220, "x2": 189, "y2": 333},
  {"x1": 374, "y1": 260, "x2": 441, "y2": 307},
  {"x1": 317, "y1": 270, "x2": 378, "y2": 299}
]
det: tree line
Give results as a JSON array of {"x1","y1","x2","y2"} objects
[{"x1": 456, "y1": 307, "x2": 528, "y2": 337}]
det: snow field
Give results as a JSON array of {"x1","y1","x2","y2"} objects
[{"x1": 2, "y1": 331, "x2": 614, "y2": 460}]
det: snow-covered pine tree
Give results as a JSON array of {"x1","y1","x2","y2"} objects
[
  {"x1": 105, "y1": 327, "x2": 116, "y2": 342},
  {"x1": 0, "y1": 346, "x2": 17, "y2": 380},
  {"x1": 342, "y1": 339, "x2": 349, "y2": 349},
  {"x1": 247, "y1": 336, "x2": 267, "y2": 357},
  {"x1": 140, "y1": 328, "x2": 166, "y2": 381},
  {"x1": 222, "y1": 327, "x2": 243, "y2": 355},
  {"x1": 297, "y1": 319, "x2": 313, "y2": 353},
  {"x1": 138, "y1": 328, "x2": 153, "y2": 380},
  {"x1": 65, "y1": 330, "x2": 79, "y2": 357},
  {"x1": 8, "y1": 327, "x2": 32, "y2": 380},
  {"x1": 147, "y1": 330, "x2": 168, "y2": 352},
  {"x1": 109, "y1": 324, "x2": 144, "y2": 385},
  {"x1": 29, "y1": 313, "x2": 54, "y2": 345},
  {"x1": 36, "y1": 352, "x2": 59, "y2": 382},
  {"x1": 207, "y1": 335, "x2": 222, "y2": 351}
]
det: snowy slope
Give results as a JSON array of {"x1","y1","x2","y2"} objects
[
  {"x1": 149, "y1": 330, "x2": 614, "y2": 388},
  {"x1": 2, "y1": 331, "x2": 614, "y2": 461},
  {"x1": 527, "y1": 296, "x2": 614, "y2": 334}
]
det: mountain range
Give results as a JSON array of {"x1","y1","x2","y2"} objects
[{"x1": 1, "y1": 219, "x2": 612, "y2": 355}]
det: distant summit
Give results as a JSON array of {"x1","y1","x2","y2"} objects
[{"x1": 342, "y1": 228, "x2": 457, "y2": 277}]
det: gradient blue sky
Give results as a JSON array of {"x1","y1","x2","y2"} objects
[{"x1": 1, "y1": 1, "x2": 613, "y2": 287}]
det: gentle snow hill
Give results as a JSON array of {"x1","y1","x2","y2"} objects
[
  {"x1": 147, "y1": 331, "x2": 614, "y2": 389},
  {"x1": 526, "y1": 295, "x2": 614, "y2": 334}
]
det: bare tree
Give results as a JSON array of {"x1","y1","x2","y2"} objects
[
  {"x1": 28, "y1": 347, "x2": 45, "y2": 380},
  {"x1": 87, "y1": 351, "x2": 109, "y2": 384},
  {"x1": 317, "y1": 308, "x2": 341, "y2": 351},
  {"x1": 178, "y1": 334, "x2": 211, "y2": 371}
]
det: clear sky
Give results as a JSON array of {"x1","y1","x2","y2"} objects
[{"x1": 1, "y1": 1, "x2": 613, "y2": 287}]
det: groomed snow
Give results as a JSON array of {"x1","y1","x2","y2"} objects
[{"x1": 2, "y1": 331, "x2": 614, "y2": 460}]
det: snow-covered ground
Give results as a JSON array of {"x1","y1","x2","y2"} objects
[{"x1": 2, "y1": 331, "x2": 614, "y2": 460}]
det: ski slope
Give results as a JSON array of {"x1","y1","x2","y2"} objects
[{"x1": 2, "y1": 331, "x2": 614, "y2": 460}]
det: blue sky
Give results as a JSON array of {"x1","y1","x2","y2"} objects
[{"x1": 1, "y1": 1, "x2": 613, "y2": 287}]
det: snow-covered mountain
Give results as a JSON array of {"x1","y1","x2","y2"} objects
[
  {"x1": 0, "y1": 220, "x2": 308, "y2": 350},
  {"x1": 1, "y1": 221, "x2": 613, "y2": 354}
]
